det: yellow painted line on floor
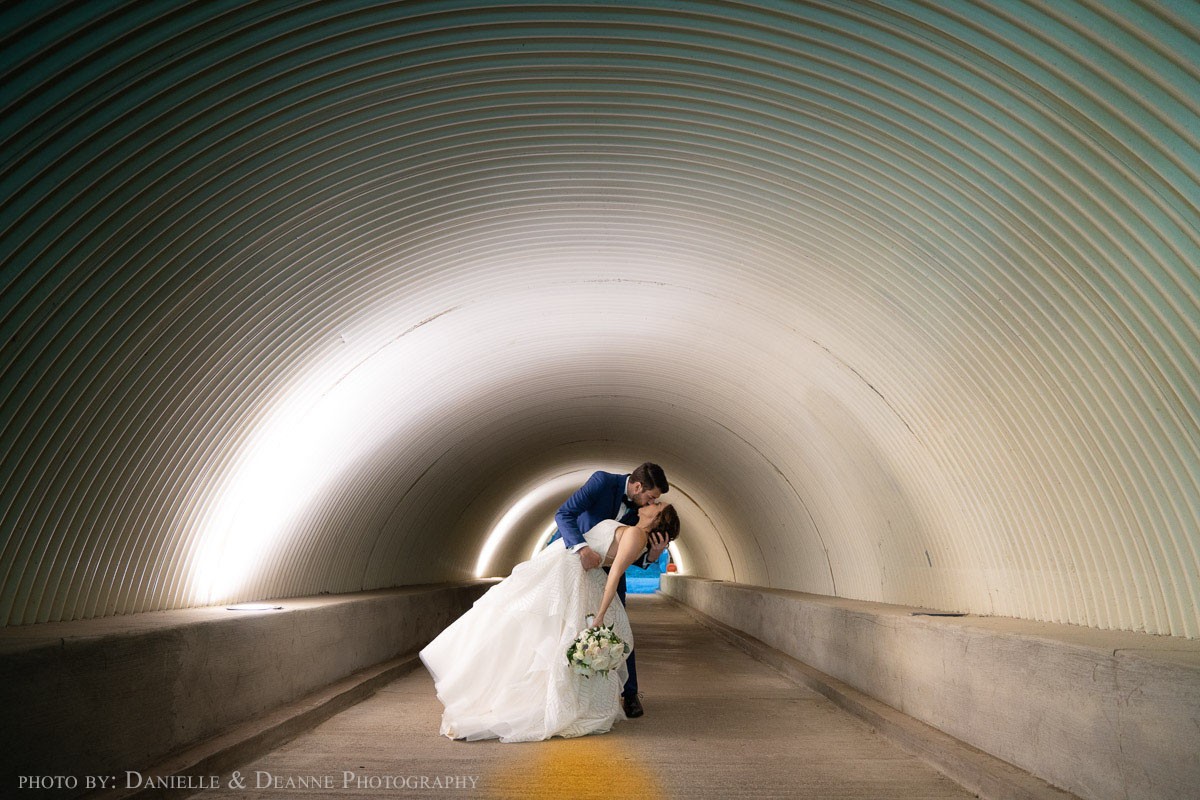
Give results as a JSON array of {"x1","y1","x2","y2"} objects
[{"x1": 484, "y1": 734, "x2": 665, "y2": 799}]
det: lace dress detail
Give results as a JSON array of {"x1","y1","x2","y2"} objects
[{"x1": 419, "y1": 519, "x2": 633, "y2": 742}]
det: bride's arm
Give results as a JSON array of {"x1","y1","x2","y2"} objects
[{"x1": 592, "y1": 525, "x2": 649, "y2": 627}]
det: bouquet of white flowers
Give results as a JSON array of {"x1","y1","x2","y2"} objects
[{"x1": 566, "y1": 616, "x2": 630, "y2": 678}]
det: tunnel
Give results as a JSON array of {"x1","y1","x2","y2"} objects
[{"x1": 1, "y1": 2, "x2": 1198, "y2": 799}]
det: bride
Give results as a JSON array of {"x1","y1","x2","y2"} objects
[{"x1": 419, "y1": 501, "x2": 681, "y2": 742}]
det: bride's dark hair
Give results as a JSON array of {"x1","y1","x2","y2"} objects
[{"x1": 651, "y1": 504, "x2": 681, "y2": 541}]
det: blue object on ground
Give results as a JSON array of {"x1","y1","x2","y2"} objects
[{"x1": 625, "y1": 551, "x2": 670, "y2": 594}]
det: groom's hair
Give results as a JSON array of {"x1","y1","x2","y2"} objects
[{"x1": 631, "y1": 462, "x2": 668, "y2": 493}]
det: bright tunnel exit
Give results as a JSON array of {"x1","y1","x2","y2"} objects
[{"x1": 474, "y1": 471, "x2": 596, "y2": 578}]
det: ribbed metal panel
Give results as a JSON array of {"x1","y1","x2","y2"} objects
[{"x1": 1, "y1": 1, "x2": 1197, "y2": 635}]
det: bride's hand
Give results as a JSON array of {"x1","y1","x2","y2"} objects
[
  {"x1": 589, "y1": 613, "x2": 605, "y2": 629},
  {"x1": 647, "y1": 530, "x2": 669, "y2": 561}
]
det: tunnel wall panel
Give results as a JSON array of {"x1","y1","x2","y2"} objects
[{"x1": 0, "y1": 1, "x2": 1197, "y2": 639}]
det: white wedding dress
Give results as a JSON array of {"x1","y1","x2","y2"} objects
[{"x1": 419, "y1": 518, "x2": 634, "y2": 742}]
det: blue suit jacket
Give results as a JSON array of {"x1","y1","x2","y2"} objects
[{"x1": 550, "y1": 470, "x2": 651, "y2": 568}]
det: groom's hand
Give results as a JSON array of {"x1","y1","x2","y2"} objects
[{"x1": 578, "y1": 546, "x2": 602, "y2": 571}]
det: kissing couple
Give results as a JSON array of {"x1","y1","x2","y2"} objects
[{"x1": 419, "y1": 462, "x2": 680, "y2": 742}]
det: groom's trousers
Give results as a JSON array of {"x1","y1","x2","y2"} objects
[{"x1": 603, "y1": 565, "x2": 638, "y2": 698}]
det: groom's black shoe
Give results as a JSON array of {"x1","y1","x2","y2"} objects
[{"x1": 622, "y1": 694, "x2": 644, "y2": 718}]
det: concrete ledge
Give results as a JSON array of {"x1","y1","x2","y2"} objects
[
  {"x1": 661, "y1": 575, "x2": 1200, "y2": 800},
  {"x1": 666, "y1": 594, "x2": 1078, "y2": 800},
  {"x1": 0, "y1": 583, "x2": 491, "y2": 798},
  {"x1": 89, "y1": 652, "x2": 425, "y2": 800}
]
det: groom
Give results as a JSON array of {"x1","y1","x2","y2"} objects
[{"x1": 549, "y1": 462, "x2": 671, "y2": 719}]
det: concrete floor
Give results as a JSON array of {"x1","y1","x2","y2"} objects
[{"x1": 186, "y1": 594, "x2": 977, "y2": 799}]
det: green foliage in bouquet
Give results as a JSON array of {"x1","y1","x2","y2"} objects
[{"x1": 566, "y1": 621, "x2": 631, "y2": 678}]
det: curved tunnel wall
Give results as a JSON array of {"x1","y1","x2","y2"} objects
[{"x1": 1, "y1": 1, "x2": 1197, "y2": 636}]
